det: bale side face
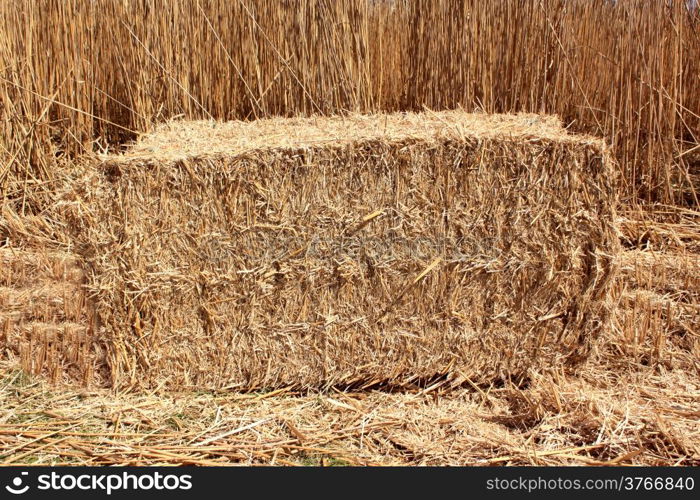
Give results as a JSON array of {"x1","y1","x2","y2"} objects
[{"x1": 68, "y1": 123, "x2": 618, "y2": 389}]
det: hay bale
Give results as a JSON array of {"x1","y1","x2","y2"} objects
[
  {"x1": 66, "y1": 111, "x2": 619, "y2": 389},
  {"x1": 0, "y1": 247, "x2": 99, "y2": 384}
]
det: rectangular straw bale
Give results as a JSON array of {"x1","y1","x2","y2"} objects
[
  {"x1": 0, "y1": 247, "x2": 100, "y2": 384},
  {"x1": 66, "y1": 111, "x2": 619, "y2": 389}
]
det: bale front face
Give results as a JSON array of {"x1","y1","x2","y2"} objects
[{"x1": 71, "y1": 112, "x2": 618, "y2": 389}]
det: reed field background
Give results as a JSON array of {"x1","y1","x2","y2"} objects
[
  {"x1": 1, "y1": 0, "x2": 699, "y2": 208},
  {"x1": 0, "y1": 0, "x2": 699, "y2": 465}
]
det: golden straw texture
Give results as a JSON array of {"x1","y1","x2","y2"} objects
[
  {"x1": 0, "y1": 248, "x2": 100, "y2": 384},
  {"x1": 61, "y1": 110, "x2": 619, "y2": 390}
]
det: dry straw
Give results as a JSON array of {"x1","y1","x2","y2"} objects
[
  {"x1": 1, "y1": 0, "x2": 697, "y2": 211},
  {"x1": 1, "y1": 206, "x2": 697, "y2": 465},
  {"x1": 55, "y1": 110, "x2": 620, "y2": 390},
  {"x1": 0, "y1": 247, "x2": 99, "y2": 385}
]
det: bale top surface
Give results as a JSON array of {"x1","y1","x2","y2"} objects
[{"x1": 112, "y1": 111, "x2": 598, "y2": 162}]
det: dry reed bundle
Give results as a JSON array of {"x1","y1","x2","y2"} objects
[
  {"x1": 612, "y1": 247, "x2": 700, "y2": 368},
  {"x1": 0, "y1": 247, "x2": 99, "y2": 384},
  {"x1": 61, "y1": 110, "x2": 619, "y2": 389}
]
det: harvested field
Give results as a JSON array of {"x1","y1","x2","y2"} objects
[
  {"x1": 54, "y1": 111, "x2": 619, "y2": 390},
  {"x1": 1, "y1": 207, "x2": 696, "y2": 466},
  {"x1": 1, "y1": 0, "x2": 698, "y2": 469},
  {"x1": 0, "y1": 233, "x2": 697, "y2": 465}
]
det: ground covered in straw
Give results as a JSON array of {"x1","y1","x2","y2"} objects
[
  {"x1": 1, "y1": 208, "x2": 697, "y2": 465},
  {"x1": 0, "y1": 344, "x2": 696, "y2": 466}
]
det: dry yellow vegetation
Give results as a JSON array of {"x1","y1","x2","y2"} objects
[{"x1": 0, "y1": 0, "x2": 698, "y2": 466}]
